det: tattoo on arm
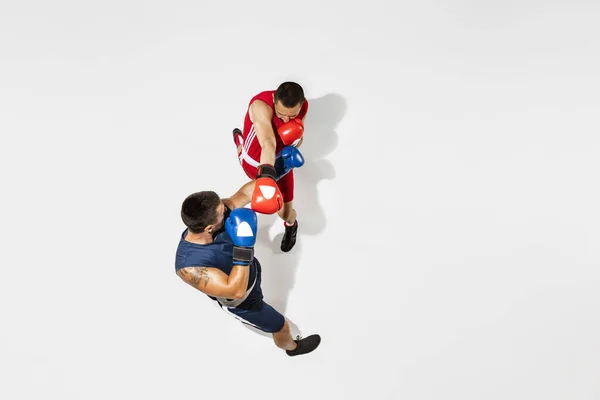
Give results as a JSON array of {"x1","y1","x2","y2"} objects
[{"x1": 188, "y1": 267, "x2": 209, "y2": 288}]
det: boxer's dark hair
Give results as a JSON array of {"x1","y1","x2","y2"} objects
[
  {"x1": 181, "y1": 191, "x2": 220, "y2": 233},
  {"x1": 274, "y1": 82, "x2": 305, "y2": 108}
]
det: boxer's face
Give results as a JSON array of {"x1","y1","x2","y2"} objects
[
  {"x1": 274, "y1": 100, "x2": 302, "y2": 123},
  {"x1": 208, "y1": 202, "x2": 226, "y2": 234}
]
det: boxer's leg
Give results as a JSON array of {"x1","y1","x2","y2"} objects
[
  {"x1": 222, "y1": 301, "x2": 320, "y2": 355},
  {"x1": 272, "y1": 320, "x2": 297, "y2": 350},
  {"x1": 277, "y1": 171, "x2": 298, "y2": 252},
  {"x1": 218, "y1": 261, "x2": 320, "y2": 355},
  {"x1": 277, "y1": 201, "x2": 297, "y2": 225},
  {"x1": 273, "y1": 317, "x2": 322, "y2": 356}
]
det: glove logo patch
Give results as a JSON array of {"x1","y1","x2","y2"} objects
[
  {"x1": 236, "y1": 222, "x2": 255, "y2": 237},
  {"x1": 258, "y1": 185, "x2": 277, "y2": 199}
]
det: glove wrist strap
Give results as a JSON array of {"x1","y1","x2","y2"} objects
[
  {"x1": 256, "y1": 164, "x2": 277, "y2": 180},
  {"x1": 232, "y1": 246, "x2": 253, "y2": 265}
]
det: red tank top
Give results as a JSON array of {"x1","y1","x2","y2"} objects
[{"x1": 241, "y1": 90, "x2": 309, "y2": 167}]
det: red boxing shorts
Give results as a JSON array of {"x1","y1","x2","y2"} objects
[{"x1": 238, "y1": 150, "x2": 295, "y2": 203}]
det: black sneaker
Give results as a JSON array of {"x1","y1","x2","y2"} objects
[
  {"x1": 281, "y1": 220, "x2": 298, "y2": 252},
  {"x1": 286, "y1": 334, "x2": 321, "y2": 357}
]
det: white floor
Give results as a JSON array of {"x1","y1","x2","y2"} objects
[{"x1": 1, "y1": 1, "x2": 599, "y2": 399}]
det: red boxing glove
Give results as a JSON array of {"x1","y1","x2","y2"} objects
[
  {"x1": 278, "y1": 119, "x2": 304, "y2": 146},
  {"x1": 251, "y1": 164, "x2": 283, "y2": 214}
]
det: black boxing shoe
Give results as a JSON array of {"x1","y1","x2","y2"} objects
[
  {"x1": 281, "y1": 220, "x2": 298, "y2": 252},
  {"x1": 286, "y1": 334, "x2": 321, "y2": 357}
]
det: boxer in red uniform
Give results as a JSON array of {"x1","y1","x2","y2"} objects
[{"x1": 232, "y1": 82, "x2": 308, "y2": 252}]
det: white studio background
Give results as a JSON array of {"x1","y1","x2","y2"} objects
[{"x1": 1, "y1": 0, "x2": 599, "y2": 399}]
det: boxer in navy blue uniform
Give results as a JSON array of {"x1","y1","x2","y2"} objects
[{"x1": 175, "y1": 180, "x2": 320, "y2": 356}]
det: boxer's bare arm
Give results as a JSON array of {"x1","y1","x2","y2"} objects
[
  {"x1": 249, "y1": 100, "x2": 277, "y2": 166},
  {"x1": 222, "y1": 180, "x2": 255, "y2": 210},
  {"x1": 176, "y1": 265, "x2": 249, "y2": 299}
]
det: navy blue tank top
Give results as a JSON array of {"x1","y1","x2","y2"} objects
[{"x1": 175, "y1": 209, "x2": 259, "y2": 305}]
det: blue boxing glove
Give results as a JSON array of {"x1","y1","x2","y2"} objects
[
  {"x1": 225, "y1": 208, "x2": 258, "y2": 265},
  {"x1": 274, "y1": 146, "x2": 305, "y2": 180}
]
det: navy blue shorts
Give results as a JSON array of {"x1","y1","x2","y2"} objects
[
  {"x1": 217, "y1": 259, "x2": 285, "y2": 333},
  {"x1": 219, "y1": 300, "x2": 285, "y2": 333}
]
